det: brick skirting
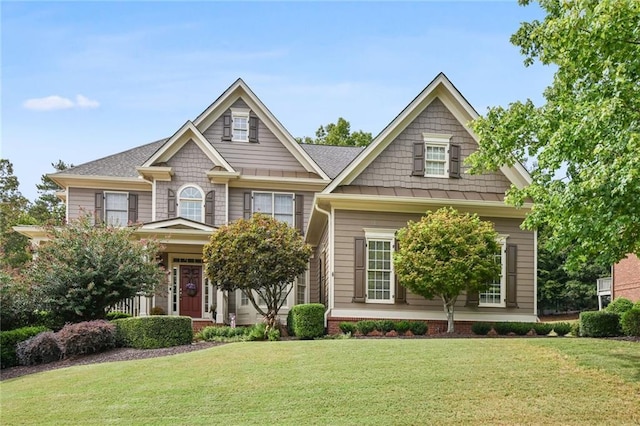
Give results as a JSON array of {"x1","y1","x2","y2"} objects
[{"x1": 327, "y1": 317, "x2": 476, "y2": 335}]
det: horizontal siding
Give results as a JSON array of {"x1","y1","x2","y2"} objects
[
  {"x1": 68, "y1": 187, "x2": 152, "y2": 224},
  {"x1": 333, "y1": 210, "x2": 535, "y2": 315},
  {"x1": 203, "y1": 99, "x2": 307, "y2": 172}
]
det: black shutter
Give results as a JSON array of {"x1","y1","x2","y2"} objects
[
  {"x1": 94, "y1": 193, "x2": 104, "y2": 225},
  {"x1": 353, "y1": 237, "x2": 366, "y2": 303},
  {"x1": 394, "y1": 239, "x2": 406, "y2": 304},
  {"x1": 128, "y1": 193, "x2": 138, "y2": 224},
  {"x1": 412, "y1": 142, "x2": 425, "y2": 176},
  {"x1": 506, "y1": 244, "x2": 518, "y2": 308},
  {"x1": 466, "y1": 290, "x2": 479, "y2": 307},
  {"x1": 243, "y1": 192, "x2": 252, "y2": 219},
  {"x1": 249, "y1": 115, "x2": 258, "y2": 143},
  {"x1": 168, "y1": 189, "x2": 176, "y2": 218},
  {"x1": 295, "y1": 193, "x2": 304, "y2": 234},
  {"x1": 205, "y1": 191, "x2": 215, "y2": 225},
  {"x1": 449, "y1": 143, "x2": 461, "y2": 178},
  {"x1": 222, "y1": 113, "x2": 232, "y2": 141}
]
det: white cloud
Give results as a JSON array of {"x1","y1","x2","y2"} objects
[{"x1": 23, "y1": 94, "x2": 100, "y2": 111}]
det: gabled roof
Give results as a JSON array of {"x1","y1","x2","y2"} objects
[
  {"x1": 299, "y1": 144, "x2": 364, "y2": 179},
  {"x1": 139, "y1": 217, "x2": 216, "y2": 232},
  {"x1": 192, "y1": 78, "x2": 330, "y2": 181},
  {"x1": 323, "y1": 73, "x2": 532, "y2": 194}
]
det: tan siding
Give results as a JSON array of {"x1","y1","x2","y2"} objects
[
  {"x1": 67, "y1": 187, "x2": 151, "y2": 223},
  {"x1": 351, "y1": 98, "x2": 512, "y2": 194},
  {"x1": 333, "y1": 210, "x2": 535, "y2": 315},
  {"x1": 308, "y1": 224, "x2": 327, "y2": 305},
  {"x1": 202, "y1": 99, "x2": 308, "y2": 172}
]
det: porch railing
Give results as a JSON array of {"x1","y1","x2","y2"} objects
[
  {"x1": 109, "y1": 294, "x2": 151, "y2": 317},
  {"x1": 597, "y1": 277, "x2": 612, "y2": 294}
]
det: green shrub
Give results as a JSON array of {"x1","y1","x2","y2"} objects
[
  {"x1": 106, "y1": 311, "x2": 132, "y2": 321},
  {"x1": 570, "y1": 321, "x2": 581, "y2": 337},
  {"x1": 471, "y1": 322, "x2": 493, "y2": 336},
  {"x1": 356, "y1": 320, "x2": 376, "y2": 335},
  {"x1": 605, "y1": 297, "x2": 634, "y2": 315},
  {"x1": 579, "y1": 311, "x2": 622, "y2": 337},
  {"x1": 114, "y1": 316, "x2": 193, "y2": 349},
  {"x1": 1, "y1": 326, "x2": 50, "y2": 369},
  {"x1": 634, "y1": 300, "x2": 640, "y2": 310},
  {"x1": 339, "y1": 322, "x2": 356, "y2": 334},
  {"x1": 246, "y1": 323, "x2": 267, "y2": 341},
  {"x1": 0, "y1": 271, "x2": 41, "y2": 331},
  {"x1": 149, "y1": 306, "x2": 166, "y2": 315},
  {"x1": 375, "y1": 320, "x2": 396, "y2": 333},
  {"x1": 408, "y1": 321, "x2": 427, "y2": 336},
  {"x1": 286, "y1": 310, "x2": 294, "y2": 336},
  {"x1": 493, "y1": 322, "x2": 511, "y2": 335},
  {"x1": 394, "y1": 320, "x2": 411, "y2": 335},
  {"x1": 509, "y1": 322, "x2": 533, "y2": 336},
  {"x1": 620, "y1": 308, "x2": 640, "y2": 337},
  {"x1": 267, "y1": 327, "x2": 281, "y2": 341},
  {"x1": 16, "y1": 331, "x2": 62, "y2": 365},
  {"x1": 552, "y1": 322, "x2": 572, "y2": 337},
  {"x1": 57, "y1": 320, "x2": 117, "y2": 357},
  {"x1": 290, "y1": 304, "x2": 325, "y2": 339},
  {"x1": 532, "y1": 323, "x2": 553, "y2": 336},
  {"x1": 197, "y1": 326, "x2": 247, "y2": 341}
]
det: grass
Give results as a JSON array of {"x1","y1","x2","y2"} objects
[{"x1": 2, "y1": 339, "x2": 639, "y2": 425}]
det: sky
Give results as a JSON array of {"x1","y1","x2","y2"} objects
[{"x1": 1, "y1": 1, "x2": 554, "y2": 202}]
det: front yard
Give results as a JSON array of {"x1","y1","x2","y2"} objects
[{"x1": 2, "y1": 338, "x2": 639, "y2": 425}]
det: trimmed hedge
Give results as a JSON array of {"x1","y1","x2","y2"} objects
[
  {"x1": 1, "y1": 326, "x2": 50, "y2": 369},
  {"x1": 289, "y1": 304, "x2": 325, "y2": 339},
  {"x1": 16, "y1": 331, "x2": 62, "y2": 366},
  {"x1": 114, "y1": 316, "x2": 193, "y2": 349},
  {"x1": 57, "y1": 320, "x2": 117, "y2": 357},
  {"x1": 579, "y1": 311, "x2": 622, "y2": 337},
  {"x1": 356, "y1": 320, "x2": 376, "y2": 335},
  {"x1": 408, "y1": 321, "x2": 428, "y2": 336},
  {"x1": 552, "y1": 322, "x2": 572, "y2": 337},
  {"x1": 393, "y1": 320, "x2": 411, "y2": 334},
  {"x1": 471, "y1": 322, "x2": 493, "y2": 335},
  {"x1": 532, "y1": 323, "x2": 553, "y2": 336},
  {"x1": 197, "y1": 326, "x2": 248, "y2": 341},
  {"x1": 605, "y1": 297, "x2": 634, "y2": 315},
  {"x1": 621, "y1": 308, "x2": 640, "y2": 337},
  {"x1": 339, "y1": 322, "x2": 356, "y2": 334}
]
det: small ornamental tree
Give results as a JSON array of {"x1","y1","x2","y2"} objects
[
  {"x1": 203, "y1": 214, "x2": 312, "y2": 332},
  {"x1": 28, "y1": 215, "x2": 165, "y2": 326},
  {"x1": 394, "y1": 207, "x2": 501, "y2": 333}
]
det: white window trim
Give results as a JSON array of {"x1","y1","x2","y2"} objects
[
  {"x1": 479, "y1": 235, "x2": 508, "y2": 308},
  {"x1": 423, "y1": 133, "x2": 452, "y2": 178},
  {"x1": 252, "y1": 191, "x2": 295, "y2": 226},
  {"x1": 177, "y1": 184, "x2": 205, "y2": 223},
  {"x1": 104, "y1": 191, "x2": 129, "y2": 227},
  {"x1": 364, "y1": 228, "x2": 396, "y2": 304},
  {"x1": 231, "y1": 108, "x2": 250, "y2": 142},
  {"x1": 296, "y1": 267, "x2": 309, "y2": 305}
]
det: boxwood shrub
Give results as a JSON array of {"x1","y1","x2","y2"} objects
[
  {"x1": 492, "y1": 322, "x2": 511, "y2": 335},
  {"x1": 16, "y1": 331, "x2": 62, "y2": 366},
  {"x1": 394, "y1": 320, "x2": 411, "y2": 335},
  {"x1": 605, "y1": 297, "x2": 634, "y2": 315},
  {"x1": 579, "y1": 311, "x2": 622, "y2": 337},
  {"x1": 289, "y1": 304, "x2": 325, "y2": 339},
  {"x1": 408, "y1": 321, "x2": 427, "y2": 336},
  {"x1": 1, "y1": 326, "x2": 50, "y2": 369},
  {"x1": 532, "y1": 323, "x2": 553, "y2": 336},
  {"x1": 471, "y1": 322, "x2": 493, "y2": 335},
  {"x1": 339, "y1": 322, "x2": 356, "y2": 335},
  {"x1": 621, "y1": 309, "x2": 640, "y2": 337},
  {"x1": 375, "y1": 320, "x2": 396, "y2": 333},
  {"x1": 197, "y1": 325, "x2": 248, "y2": 341},
  {"x1": 356, "y1": 320, "x2": 376, "y2": 335},
  {"x1": 552, "y1": 322, "x2": 572, "y2": 337},
  {"x1": 114, "y1": 316, "x2": 193, "y2": 349}
]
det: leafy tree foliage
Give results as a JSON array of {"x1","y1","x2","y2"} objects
[
  {"x1": 0, "y1": 159, "x2": 33, "y2": 269},
  {"x1": 466, "y1": 0, "x2": 640, "y2": 270},
  {"x1": 0, "y1": 268, "x2": 42, "y2": 331},
  {"x1": 203, "y1": 214, "x2": 312, "y2": 331},
  {"x1": 29, "y1": 160, "x2": 71, "y2": 226},
  {"x1": 394, "y1": 208, "x2": 501, "y2": 333},
  {"x1": 27, "y1": 215, "x2": 165, "y2": 326},
  {"x1": 296, "y1": 117, "x2": 372, "y2": 146}
]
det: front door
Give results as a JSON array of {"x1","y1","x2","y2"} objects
[{"x1": 180, "y1": 265, "x2": 202, "y2": 318}]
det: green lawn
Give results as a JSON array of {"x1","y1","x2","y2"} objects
[{"x1": 2, "y1": 338, "x2": 639, "y2": 425}]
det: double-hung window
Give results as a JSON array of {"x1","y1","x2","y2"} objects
[
  {"x1": 253, "y1": 192, "x2": 294, "y2": 226},
  {"x1": 423, "y1": 133, "x2": 451, "y2": 177},
  {"x1": 104, "y1": 192, "x2": 129, "y2": 226},
  {"x1": 365, "y1": 229, "x2": 395, "y2": 303},
  {"x1": 479, "y1": 236, "x2": 507, "y2": 307},
  {"x1": 179, "y1": 186, "x2": 204, "y2": 222},
  {"x1": 231, "y1": 109, "x2": 250, "y2": 142}
]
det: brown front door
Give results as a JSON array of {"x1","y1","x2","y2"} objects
[{"x1": 180, "y1": 265, "x2": 202, "y2": 318}]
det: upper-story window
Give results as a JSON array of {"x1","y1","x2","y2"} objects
[
  {"x1": 412, "y1": 133, "x2": 461, "y2": 179},
  {"x1": 232, "y1": 109, "x2": 250, "y2": 142},
  {"x1": 179, "y1": 186, "x2": 204, "y2": 222},
  {"x1": 253, "y1": 191, "x2": 294, "y2": 226},
  {"x1": 104, "y1": 192, "x2": 129, "y2": 226}
]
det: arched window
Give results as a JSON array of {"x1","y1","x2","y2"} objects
[{"x1": 179, "y1": 186, "x2": 203, "y2": 222}]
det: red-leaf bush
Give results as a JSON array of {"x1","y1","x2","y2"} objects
[
  {"x1": 56, "y1": 320, "x2": 117, "y2": 357},
  {"x1": 16, "y1": 331, "x2": 62, "y2": 365}
]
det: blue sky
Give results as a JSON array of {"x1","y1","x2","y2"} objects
[{"x1": 1, "y1": 1, "x2": 553, "y2": 201}]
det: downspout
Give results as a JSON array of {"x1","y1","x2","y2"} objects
[
  {"x1": 314, "y1": 204, "x2": 332, "y2": 327},
  {"x1": 533, "y1": 229, "x2": 538, "y2": 320}
]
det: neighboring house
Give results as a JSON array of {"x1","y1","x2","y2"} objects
[
  {"x1": 612, "y1": 254, "x2": 640, "y2": 302},
  {"x1": 16, "y1": 73, "x2": 537, "y2": 332}
]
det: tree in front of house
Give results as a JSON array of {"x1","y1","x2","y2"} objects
[
  {"x1": 29, "y1": 160, "x2": 72, "y2": 226},
  {"x1": 466, "y1": 0, "x2": 640, "y2": 271},
  {"x1": 394, "y1": 207, "x2": 501, "y2": 333},
  {"x1": 296, "y1": 117, "x2": 373, "y2": 147},
  {"x1": 0, "y1": 159, "x2": 34, "y2": 269},
  {"x1": 203, "y1": 214, "x2": 312, "y2": 332},
  {"x1": 27, "y1": 215, "x2": 165, "y2": 326}
]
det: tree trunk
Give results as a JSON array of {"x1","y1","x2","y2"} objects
[{"x1": 442, "y1": 297, "x2": 457, "y2": 333}]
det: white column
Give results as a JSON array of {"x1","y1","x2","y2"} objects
[
  {"x1": 216, "y1": 288, "x2": 225, "y2": 323},
  {"x1": 139, "y1": 294, "x2": 149, "y2": 316}
]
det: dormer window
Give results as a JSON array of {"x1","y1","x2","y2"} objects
[
  {"x1": 231, "y1": 109, "x2": 250, "y2": 142},
  {"x1": 179, "y1": 185, "x2": 204, "y2": 222},
  {"x1": 412, "y1": 133, "x2": 461, "y2": 179}
]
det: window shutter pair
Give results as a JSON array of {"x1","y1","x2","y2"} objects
[
  {"x1": 204, "y1": 191, "x2": 215, "y2": 226},
  {"x1": 353, "y1": 237, "x2": 406, "y2": 304},
  {"x1": 411, "y1": 142, "x2": 461, "y2": 178},
  {"x1": 95, "y1": 192, "x2": 138, "y2": 225},
  {"x1": 465, "y1": 243, "x2": 517, "y2": 308}
]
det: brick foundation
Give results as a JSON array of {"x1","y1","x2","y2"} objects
[
  {"x1": 192, "y1": 319, "x2": 216, "y2": 333},
  {"x1": 327, "y1": 317, "x2": 476, "y2": 335}
]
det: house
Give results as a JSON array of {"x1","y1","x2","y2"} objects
[
  {"x1": 612, "y1": 254, "x2": 640, "y2": 302},
  {"x1": 16, "y1": 73, "x2": 537, "y2": 332}
]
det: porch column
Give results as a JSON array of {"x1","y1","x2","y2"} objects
[
  {"x1": 216, "y1": 288, "x2": 225, "y2": 323},
  {"x1": 139, "y1": 293, "x2": 149, "y2": 316}
]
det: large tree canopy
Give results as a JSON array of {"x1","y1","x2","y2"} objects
[
  {"x1": 296, "y1": 117, "x2": 372, "y2": 146},
  {"x1": 203, "y1": 214, "x2": 312, "y2": 330},
  {"x1": 394, "y1": 208, "x2": 501, "y2": 333},
  {"x1": 29, "y1": 160, "x2": 71, "y2": 226},
  {"x1": 0, "y1": 159, "x2": 33, "y2": 269},
  {"x1": 466, "y1": 0, "x2": 640, "y2": 270}
]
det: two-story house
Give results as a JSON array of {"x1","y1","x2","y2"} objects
[{"x1": 17, "y1": 73, "x2": 537, "y2": 332}]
